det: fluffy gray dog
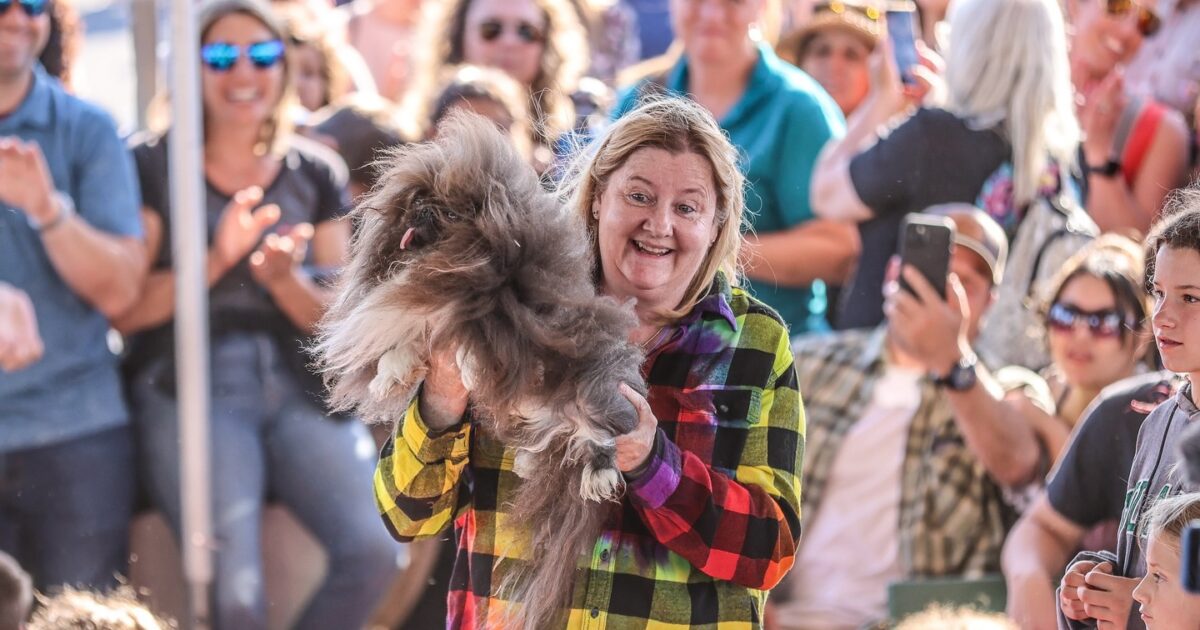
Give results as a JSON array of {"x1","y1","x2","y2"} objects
[{"x1": 315, "y1": 112, "x2": 647, "y2": 628}]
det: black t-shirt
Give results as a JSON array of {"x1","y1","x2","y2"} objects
[
  {"x1": 1046, "y1": 372, "x2": 1176, "y2": 528},
  {"x1": 837, "y1": 108, "x2": 1010, "y2": 330},
  {"x1": 126, "y1": 132, "x2": 350, "y2": 406}
]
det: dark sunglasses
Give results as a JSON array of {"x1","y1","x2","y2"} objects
[
  {"x1": 0, "y1": 0, "x2": 48, "y2": 17},
  {"x1": 1046, "y1": 303, "x2": 1129, "y2": 339},
  {"x1": 478, "y1": 19, "x2": 544, "y2": 44},
  {"x1": 1105, "y1": 0, "x2": 1161, "y2": 37},
  {"x1": 200, "y1": 40, "x2": 286, "y2": 72}
]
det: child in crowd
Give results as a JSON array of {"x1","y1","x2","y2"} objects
[
  {"x1": 1059, "y1": 188, "x2": 1200, "y2": 629},
  {"x1": 1131, "y1": 493, "x2": 1200, "y2": 629}
]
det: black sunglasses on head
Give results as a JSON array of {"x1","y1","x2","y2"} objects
[
  {"x1": 1046, "y1": 302, "x2": 1130, "y2": 339},
  {"x1": 0, "y1": 0, "x2": 48, "y2": 17},
  {"x1": 478, "y1": 19, "x2": 545, "y2": 44}
]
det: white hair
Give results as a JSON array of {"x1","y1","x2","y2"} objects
[{"x1": 944, "y1": 0, "x2": 1079, "y2": 207}]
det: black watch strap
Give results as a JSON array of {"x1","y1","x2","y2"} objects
[{"x1": 1087, "y1": 158, "x2": 1122, "y2": 178}]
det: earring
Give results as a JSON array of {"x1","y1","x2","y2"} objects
[{"x1": 592, "y1": 209, "x2": 599, "y2": 220}]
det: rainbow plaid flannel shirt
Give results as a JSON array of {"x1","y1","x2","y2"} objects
[{"x1": 374, "y1": 276, "x2": 805, "y2": 629}]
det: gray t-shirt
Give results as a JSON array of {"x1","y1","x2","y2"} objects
[
  {"x1": 1058, "y1": 382, "x2": 1199, "y2": 630},
  {"x1": 1115, "y1": 383, "x2": 1199, "y2": 579}
]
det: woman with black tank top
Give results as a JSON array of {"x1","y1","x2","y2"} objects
[
  {"x1": 114, "y1": 1, "x2": 399, "y2": 628},
  {"x1": 809, "y1": 0, "x2": 1081, "y2": 335}
]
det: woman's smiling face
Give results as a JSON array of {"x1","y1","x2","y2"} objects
[{"x1": 594, "y1": 147, "x2": 720, "y2": 311}]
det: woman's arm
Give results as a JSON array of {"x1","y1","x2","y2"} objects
[
  {"x1": 252, "y1": 219, "x2": 350, "y2": 334},
  {"x1": 1081, "y1": 75, "x2": 1191, "y2": 235},
  {"x1": 113, "y1": 189, "x2": 281, "y2": 334},
  {"x1": 1003, "y1": 494, "x2": 1089, "y2": 630},
  {"x1": 741, "y1": 219, "x2": 860, "y2": 287},
  {"x1": 375, "y1": 347, "x2": 472, "y2": 541},
  {"x1": 617, "y1": 324, "x2": 804, "y2": 590}
]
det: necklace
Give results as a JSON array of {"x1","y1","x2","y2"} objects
[{"x1": 638, "y1": 325, "x2": 669, "y2": 351}]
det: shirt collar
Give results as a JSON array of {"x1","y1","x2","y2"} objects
[
  {"x1": 666, "y1": 41, "x2": 781, "y2": 126},
  {"x1": 683, "y1": 272, "x2": 740, "y2": 331},
  {"x1": 853, "y1": 326, "x2": 890, "y2": 372},
  {"x1": 0, "y1": 65, "x2": 54, "y2": 132}
]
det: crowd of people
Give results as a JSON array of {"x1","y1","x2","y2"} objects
[{"x1": 2, "y1": 0, "x2": 1200, "y2": 628}]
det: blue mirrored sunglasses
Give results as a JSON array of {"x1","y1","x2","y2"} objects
[
  {"x1": 0, "y1": 0, "x2": 48, "y2": 17},
  {"x1": 200, "y1": 40, "x2": 285, "y2": 72}
]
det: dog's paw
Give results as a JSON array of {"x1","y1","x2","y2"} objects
[
  {"x1": 455, "y1": 346, "x2": 479, "y2": 392},
  {"x1": 370, "y1": 348, "x2": 420, "y2": 400},
  {"x1": 512, "y1": 449, "x2": 537, "y2": 479},
  {"x1": 579, "y1": 463, "x2": 622, "y2": 503}
]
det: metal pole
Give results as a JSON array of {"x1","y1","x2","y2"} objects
[
  {"x1": 167, "y1": 0, "x2": 213, "y2": 627},
  {"x1": 131, "y1": 0, "x2": 158, "y2": 130}
]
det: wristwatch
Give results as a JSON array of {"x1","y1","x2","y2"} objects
[
  {"x1": 1086, "y1": 157, "x2": 1122, "y2": 179},
  {"x1": 932, "y1": 353, "x2": 979, "y2": 391}
]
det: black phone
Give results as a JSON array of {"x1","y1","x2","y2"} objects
[
  {"x1": 898, "y1": 214, "x2": 954, "y2": 298},
  {"x1": 1184, "y1": 521, "x2": 1200, "y2": 594},
  {"x1": 886, "y1": 8, "x2": 920, "y2": 85}
]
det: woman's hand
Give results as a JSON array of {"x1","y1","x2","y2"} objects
[
  {"x1": 1061, "y1": 560, "x2": 1099, "y2": 621},
  {"x1": 211, "y1": 186, "x2": 281, "y2": 277},
  {"x1": 250, "y1": 222, "x2": 313, "y2": 288},
  {"x1": 419, "y1": 344, "x2": 470, "y2": 431},
  {"x1": 0, "y1": 283, "x2": 43, "y2": 372},
  {"x1": 616, "y1": 383, "x2": 659, "y2": 474},
  {"x1": 1081, "y1": 70, "x2": 1128, "y2": 166}
]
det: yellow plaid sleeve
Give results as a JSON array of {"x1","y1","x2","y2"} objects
[{"x1": 374, "y1": 397, "x2": 472, "y2": 541}]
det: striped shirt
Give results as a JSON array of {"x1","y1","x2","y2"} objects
[{"x1": 375, "y1": 275, "x2": 805, "y2": 628}]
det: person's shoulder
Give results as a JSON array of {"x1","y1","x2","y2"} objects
[
  {"x1": 730, "y1": 285, "x2": 790, "y2": 335},
  {"x1": 767, "y1": 58, "x2": 841, "y2": 116},
  {"x1": 286, "y1": 134, "x2": 350, "y2": 184},
  {"x1": 128, "y1": 129, "x2": 166, "y2": 155},
  {"x1": 51, "y1": 85, "x2": 121, "y2": 137},
  {"x1": 1084, "y1": 371, "x2": 1177, "y2": 433}
]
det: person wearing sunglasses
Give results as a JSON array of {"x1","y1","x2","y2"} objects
[
  {"x1": 0, "y1": 0, "x2": 147, "y2": 598},
  {"x1": 1066, "y1": 0, "x2": 1191, "y2": 236},
  {"x1": 115, "y1": 1, "x2": 400, "y2": 628},
  {"x1": 1040, "y1": 234, "x2": 1152, "y2": 442},
  {"x1": 404, "y1": 0, "x2": 588, "y2": 173}
]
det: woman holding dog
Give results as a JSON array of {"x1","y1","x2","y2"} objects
[
  {"x1": 375, "y1": 97, "x2": 804, "y2": 629},
  {"x1": 114, "y1": 0, "x2": 399, "y2": 627}
]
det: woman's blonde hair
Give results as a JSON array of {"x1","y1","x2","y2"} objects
[
  {"x1": 559, "y1": 97, "x2": 747, "y2": 322},
  {"x1": 944, "y1": 0, "x2": 1079, "y2": 207},
  {"x1": 404, "y1": 0, "x2": 588, "y2": 144},
  {"x1": 1141, "y1": 492, "x2": 1200, "y2": 552}
]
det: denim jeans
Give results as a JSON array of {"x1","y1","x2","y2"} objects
[
  {"x1": 130, "y1": 333, "x2": 399, "y2": 630},
  {"x1": 0, "y1": 426, "x2": 135, "y2": 591}
]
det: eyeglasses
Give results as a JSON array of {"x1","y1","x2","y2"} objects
[
  {"x1": 0, "y1": 0, "x2": 48, "y2": 17},
  {"x1": 813, "y1": 1, "x2": 882, "y2": 22},
  {"x1": 1046, "y1": 303, "x2": 1129, "y2": 339},
  {"x1": 200, "y1": 40, "x2": 286, "y2": 72},
  {"x1": 1105, "y1": 0, "x2": 1161, "y2": 37},
  {"x1": 478, "y1": 19, "x2": 545, "y2": 44}
]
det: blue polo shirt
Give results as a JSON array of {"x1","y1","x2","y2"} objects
[
  {"x1": 0, "y1": 67, "x2": 142, "y2": 453},
  {"x1": 614, "y1": 42, "x2": 845, "y2": 335}
]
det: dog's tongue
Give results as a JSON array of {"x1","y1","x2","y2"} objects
[{"x1": 400, "y1": 227, "x2": 416, "y2": 250}]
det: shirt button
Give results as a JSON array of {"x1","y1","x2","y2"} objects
[
  {"x1": 600, "y1": 549, "x2": 610, "y2": 562},
  {"x1": 590, "y1": 608, "x2": 600, "y2": 618}
]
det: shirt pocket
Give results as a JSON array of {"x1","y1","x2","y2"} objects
[{"x1": 669, "y1": 388, "x2": 760, "y2": 474}]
